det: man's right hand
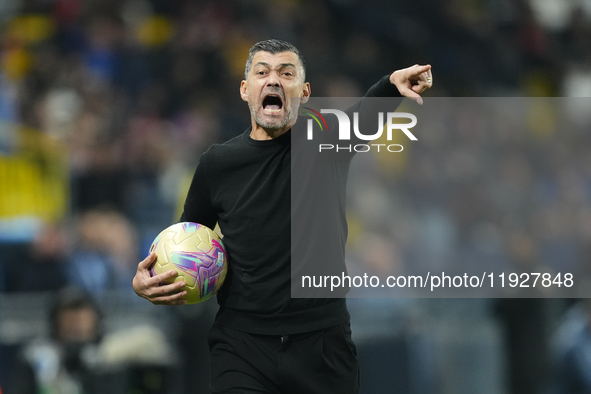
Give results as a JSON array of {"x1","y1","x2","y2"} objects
[{"x1": 132, "y1": 252, "x2": 187, "y2": 305}]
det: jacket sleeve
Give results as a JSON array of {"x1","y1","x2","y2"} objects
[
  {"x1": 179, "y1": 150, "x2": 218, "y2": 229},
  {"x1": 364, "y1": 74, "x2": 403, "y2": 98}
]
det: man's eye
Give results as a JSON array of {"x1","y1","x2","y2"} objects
[
  {"x1": 284, "y1": 72, "x2": 294, "y2": 76},
  {"x1": 257, "y1": 70, "x2": 266, "y2": 75}
]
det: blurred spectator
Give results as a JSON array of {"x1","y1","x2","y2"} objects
[
  {"x1": 9, "y1": 287, "x2": 103, "y2": 394},
  {"x1": 67, "y1": 209, "x2": 139, "y2": 297},
  {"x1": 70, "y1": 139, "x2": 130, "y2": 214},
  {"x1": 1, "y1": 222, "x2": 69, "y2": 292},
  {"x1": 551, "y1": 301, "x2": 591, "y2": 394},
  {"x1": 94, "y1": 324, "x2": 177, "y2": 394}
]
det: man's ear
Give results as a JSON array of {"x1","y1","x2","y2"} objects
[
  {"x1": 240, "y1": 80, "x2": 248, "y2": 102},
  {"x1": 301, "y1": 82, "x2": 311, "y2": 104}
]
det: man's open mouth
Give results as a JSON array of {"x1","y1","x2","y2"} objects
[{"x1": 262, "y1": 94, "x2": 283, "y2": 114}]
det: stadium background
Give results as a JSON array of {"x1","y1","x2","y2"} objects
[{"x1": 0, "y1": 0, "x2": 590, "y2": 393}]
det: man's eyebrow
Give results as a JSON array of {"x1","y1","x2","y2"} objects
[{"x1": 253, "y1": 62, "x2": 298, "y2": 70}]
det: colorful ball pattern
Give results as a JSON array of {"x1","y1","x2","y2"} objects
[{"x1": 149, "y1": 222, "x2": 227, "y2": 304}]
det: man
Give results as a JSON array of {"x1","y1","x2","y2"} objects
[
  {"x1": 133, "y1": 39, "x2": 432, "y2": 393},
  {"x1": 11, "y1": 288, "x2": 103, "y2": 394}
]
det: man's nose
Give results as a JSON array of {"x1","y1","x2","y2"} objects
[{"x1": 267, "y1": 72, "x2": 280, "y2": 86}]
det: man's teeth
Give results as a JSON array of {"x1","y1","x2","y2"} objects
[{"x1": 264, "y1": 105, "x2": 281, "y2": 111}]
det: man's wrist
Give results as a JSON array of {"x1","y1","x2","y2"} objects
[
  {"x1": 389, "y1": 70, "x2": 398, "y2": 86},
  {"x1": 389, "y1": 70, "x2": 402, "y2": 95}
]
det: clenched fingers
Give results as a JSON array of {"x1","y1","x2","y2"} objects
[
  {"x1": 411, "y1": 66, "x2": 433, "y2": 94},
  {"x1": 390, "y1": 64, "x2": 433, "y2": 105}
]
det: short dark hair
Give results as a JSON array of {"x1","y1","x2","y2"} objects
[
  {"x1": 244, "y1": 39, "x2": 306, "y2": 81},
  {"x1": 49, "y1": 287, "x2": 103, "y2": 342}
]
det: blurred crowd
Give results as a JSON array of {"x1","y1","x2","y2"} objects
[
  {"x1": 344, "y1": 97, "x2": 591, "y2": 393},
  {"x1": 346, "y1": 98, "x2": 591, "y2": 294},
  {"x1": 1, "y1": 0, "x2": 591, "y2": 393}
]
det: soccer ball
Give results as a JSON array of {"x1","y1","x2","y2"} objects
[{"x1": 149, "y1": 222, "x2": 227, "y2": 304}]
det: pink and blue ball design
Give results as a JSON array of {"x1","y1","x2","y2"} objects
[
  {"x1": 149, "y1": 222, "x2": 227, "y2": 301},
  {"x1": 170, "y1": 237, "x2": 226, "y2": 299}
]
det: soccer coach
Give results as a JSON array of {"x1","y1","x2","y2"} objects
[{"x1": 133, "y1": 39, "x2": 432, "y2": 393}]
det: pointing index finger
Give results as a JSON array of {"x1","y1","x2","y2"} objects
[{"x1": 409, "y1": 64, "x2": 431, "y2": 78}]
